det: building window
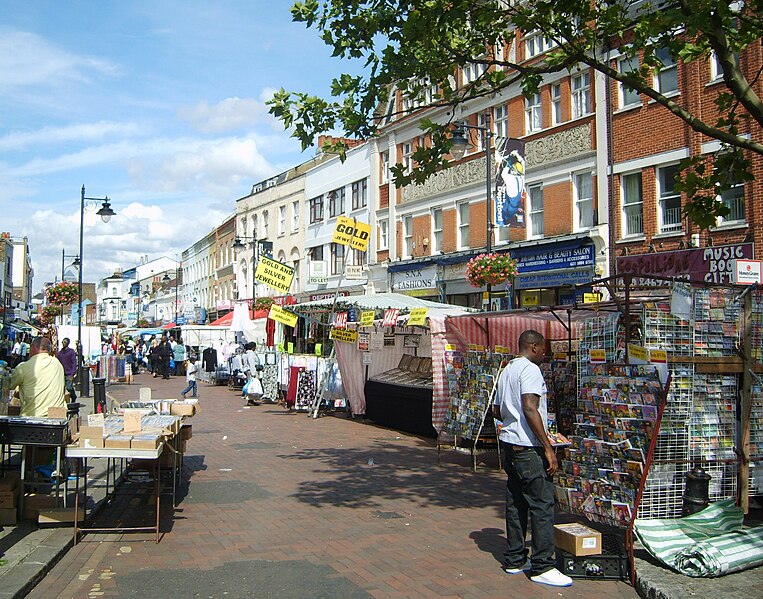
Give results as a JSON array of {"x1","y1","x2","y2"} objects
[
  {"x1": 718, "y1": 176, "x2": 745, "y2": 224},
  {"x1": 240, "y1": 216, "x2": 247, "y2": 237},
  {"x1": 458, "y1": 203, "x2": 470, "y2": 249},
  {"x1": 402, "y1": 142, "x2": 413, "y2": 175},
  {"x1": 309, "y1": 196, "x2": 323, "y2": 224},
  {"x1": 618, "y1": 55, "x2": 641, "y2": 107},
  {"x1": 462, "y1": 59, "x2": 488, "y2": 85},
  {"x1": 571, "y1": 72, "x2": 591, "y2": 118},
  {"x1": 378, "y1": 219, "x2": 388, "y2": 250},
  {"x1": 262, "y1": 211, "x2": 269, "y2": 238},
  {"x1": 658, "y1": 164, "x2": 683, "y2": 233},
  {"x1": 403, "y1": 215, "x2": 413, "y2": 257},
  {"x1": 292, "y1": 201, "x2": 299, "y2": 231},
  {"x1": 551, "y1": 83, "x2": 562, "y2": 126},
  {"x1": 525, "y1": 93, "x2": 542, "y2": 133},
  {"x1": 527, "y1": 185, "x2": 544, "y2": 238},
  {"x1": 476, "y1": 113, "x2": 488, "y2": 152},
  {"x1": 431, "y1": 208, "x2": 442, "y2": 253},
  {"x1": 621, "y1": 172, "x2": 644, "y2": 236},
  {"x1": 309, "y1": 245, "x2": 324, "y2": 262},
  {"x1": 493, "y1": 104, "x2": 508, "y2": 138},
  {"x1": 252, "y1": 214, "x2": 258, "y2": 239},
  {"x1": 524, "y1": 32, "x2": 555, "y2": 59},
  {"x1": 380, "y1": 151, "x2": 389, "y2": 184},
  {"x1": 351, "y1": 178, "x2": 368, "y2": 210},
  {"x1": 278, "y1": 206, "x2": 286, "y2": 235},
  {"x1": 574, "y1": 172, "x2": 594, "y2": 230},
  {"x1": 352, "y1": 248, "x2": 366, "y2": 266},
  {"x1": 328, "y1": 187, "x2": 345, "y2": 218},
  {"x1": 330, "y1": 243, "x2": 344, "y2": 275},
  {"x1": 655, "y1": 47, "x2": 678, "y2": 94}
]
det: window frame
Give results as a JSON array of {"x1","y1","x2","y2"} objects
[
  {"x1": 378, "y1": 219, "x2": 389, "y2": 250},
  {"x1": 618, "y1": 54, "x2": 641, "y2": 108},
  {"x1": 292, "y1": 200, "x2": 299, "y2": 231},
  {"x1": 330, "y1": 242, "x2": 345, "y2": 275},
  {"x1": 458, "y1": 203, "x2": 470, "y2": 249},
  {"x1": 527, "y1": 184, "x2": 544, "y2": 238},
  {"x1": 402, "y1": 142, "x2": 413, "y2": 175},
  {"x1": 551, "y1": 83, "x2": 562, "y2": 126},
  {"x1": 278, "y1": 205, "x2": 286, "y2": 236},
  {"x1": 717, "y1": 176, "x2": 746, "y2": 225},
  {"x1": 571, "y1": 72, "x2": 591, "y2": 119},
  {"x1": 431, "y1": 207, "x2": 442, "y2": 253},
  {"x1": 380, "y1": 151, "x2": 389, "y2": 184},
  {"x1": 574, "y1": 172, "x2": 594, "y2": 231},
  {"x1": 351, "y1": 178, "x2": 368, "y2": 210},
  {"x1": 328, "y1": 187, "x2": 345, "y2": 218},
  {"x1": 309, "y1": 195, "x2": 324, "y2": 224},
  {"x1": 657, "y1": 163, "x2": 683, "y2": 234},
  {"x1": 621, "y1": 172, "x2": 644, "y2": 237},
  {"x1": 403, "y1": 215, "x2": 413, "y2": 258},
  {"x1": 655, "y1": 47, "x2": 679, "y2": 94},
  {"x1": 525, "y1": 93, "x2": 542, "y2": 133},
  {"x1": 493, "y1": 104, "x2": 509, "y2": 138}
]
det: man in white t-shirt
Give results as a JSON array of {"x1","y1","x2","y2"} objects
[{"x1": 491, "y1": 329, "x2": 571, "y2": 588}]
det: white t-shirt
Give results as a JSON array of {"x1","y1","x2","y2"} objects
[
  {"x1": 493, "y1": 356, "x2": 548, "y2": 447},
  {"x1": 186, "y1": 362, "x2": 198, "y2": 382}
]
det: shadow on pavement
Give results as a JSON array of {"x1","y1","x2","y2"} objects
[{"x1": 469, "y1": 527, "x2": 507, "y2": 566}]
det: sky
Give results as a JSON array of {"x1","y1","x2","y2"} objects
[{"x1": 0, "y1": 0, "x2": 353, "y2": 294}]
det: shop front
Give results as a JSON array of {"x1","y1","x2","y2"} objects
[{"x1": 510, "y1": 236, "x2": 596, "y2": 307}]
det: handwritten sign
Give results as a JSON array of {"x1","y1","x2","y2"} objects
[
  {"x1": 628, "y1": 344, "x2": 649, "y2": 364},
  {"x1": 583, "y1": 292, "x2": 602, "y2": 304},
  {"x1": 268, "y1": 304, "x2": 299, "y2": 327},
  {"x1": 407, "y1": 308, "x2": 428, "y2": 327},
  {"x1": 331, "y1": 216, "x2": 372, "y2": 252},
  {"x1": 330, "y1": 328, "x2": 358, "y2": 343},
  {"x1": 255, "y1": 256, "x2": 294, "y2": 293},
  {"x1": 360, "y1": 310, "x2": 375, "y2": 327}
]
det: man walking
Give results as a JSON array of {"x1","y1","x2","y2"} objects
[
  {"x1": 56, "y1": 337, "x2": 78, "y2": 401},
  {"x1": 492, "y1": 329, "x2": 572, "y2": 587}
]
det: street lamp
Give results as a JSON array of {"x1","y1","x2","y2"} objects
[
  {"x1": 61, "y1": 250, "x2": 79, "y2": 282},
  {"x1": 77, "y1": 185, "x2": 116, "y2": 396},
  {"x1": 450, "y1": 112, "x2": 495, "y2": 310},
  {"x1": 233, "y1": 236, "x2": 269, "y2": 313}
]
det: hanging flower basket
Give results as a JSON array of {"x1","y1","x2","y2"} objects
[
  {"x1": 46, "y1": 281, "x2": 79, "y2": 306},
  {"x1": 465, "y1": 253, "x2": 518, "y2": 288},
  {"x1": 40, "y1": 305, "x2": 63, "y2": 325}
]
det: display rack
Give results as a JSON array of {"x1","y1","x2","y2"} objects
[
  {"x1": 576, "y1": 313, "x2": 619, "y2": 390},
  {"x1": 749, "y1": 290, "x2": 763, "y2": 495}
]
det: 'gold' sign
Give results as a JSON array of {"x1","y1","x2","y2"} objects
[
  {"x1": 256, "y1": 257, "x2": 294, "y2": 293},
  {"x1": 268, "y1": 304, "x2": 298, "y2": 327},
  {"x1": 330, "y1": 328, "x2": 358, "y2": 343},
  {"x1": 359, "y1": 310, "x2": 376, "y2": 327},
  {"x1": 331, "y1": 216, "x2": 371, "y2": 252}
]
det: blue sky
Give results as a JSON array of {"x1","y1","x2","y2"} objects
[{"x1": 0, "y1": 1, "x2": 352, "y2": 293}]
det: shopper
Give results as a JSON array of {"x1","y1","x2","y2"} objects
[
  {"x1": 180, "y1": 356, "x2": 198, "y2": 398},
  {"x1": 9, "y1": 336, "x2": 67, "y2": 417},
  {"x1": 491, "y1": 329, "x2": 572, "y2": 587},
  {"x1": 148, "y1": 339, "x2": 160, "y2": 377},
  {"x1": 173, "y1": 338, "x2": 186, "y2": 376},
  {"x1": 56, "y1": 337, "x2": 78, "y2": 401},
  {"x1": 158, "y1": 334, "x2": 173, "y2": 379}
]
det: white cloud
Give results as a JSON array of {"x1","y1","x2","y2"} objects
[
  {"x1": 0, "y1": 121, "x2": 145, "y2": 151},
  {"x1": 177, "y1": 96, "x2": 271, "y2": 133},
  {"x1": 0, "y1": 30, "x2": 119, "y2": 91}
]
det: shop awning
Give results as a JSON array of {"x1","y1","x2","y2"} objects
[
  {"x1": 210, "y1": 312, "x2": 233, "y2": 326},
  {"x1": 290, "y1": 292, "x2": 475, "y2": 316}
]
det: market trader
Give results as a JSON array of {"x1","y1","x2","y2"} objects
[
  {"x1": 56, "y1": 337, "x2": 78, "y2": 401},
  {"x1": 9, "y1": 336, "x2": 67, "y2": 417},
  {"x1": 491, "y1": 329, "x2": 572, "y2": 588}
]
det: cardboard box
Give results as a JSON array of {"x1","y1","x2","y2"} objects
[
  {"x1": 38, "y1": 507, "x2": 85, "y2": 525},
  {"x1": 105, "y1": 434, "x2": 132, "y2": 449},
  {"x1": 0, "y1": 507, "x2": 17, "y2": 526},
  {"x1": 554, "y1": 523, "x2": 602, "y2": 556},
  {"x1": 0, "y1": 473, "x2": 20, "y2": 491},
  {"x1": 23, "y1": 493, "x2": 58, "y2": 520},
  {"x1": 79, "y1": 425, "x2": 106, "y2": 439},
  {"x1": 170, "y1": 402, "x2": 197, "y2": 417},
  {"x1": 0, "y1": 486, "x2": 19, "y2": 509},
  {"x1": 130, "y1": 434, "x2": 161, "y2": 450},
  {"x1": 82, "y1": 436, "x2": 105, "y2": 449}
]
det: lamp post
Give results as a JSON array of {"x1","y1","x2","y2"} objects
[
  {"x1": 162, "y1": 265, "x2": 180, "y2": 326},
  {"x1": 61, "y1": 250, "x2": 79, "y2": 281},
  {"x1": 232, "y1": 236, "x2": 268, "y2": 314},
  {"x1": 77, "y1": 185, "x2": 116, "y2": 397},
  {"x1": 450, "y1": 112, "x2": 495, "y2": 310}
]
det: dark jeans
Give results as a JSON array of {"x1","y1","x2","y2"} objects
[{"x1": 501, "y1": 441, "x2": 556, "y2": 576}]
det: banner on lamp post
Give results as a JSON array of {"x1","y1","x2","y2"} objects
[{"x1": 494, "y1": 138, "x2": 526, "y2": 229}]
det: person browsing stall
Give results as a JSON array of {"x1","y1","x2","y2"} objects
[
  {"x1": 56, "y1": 337, "x2": 78, "y2": 401},
  {"x1": 180, "y1": 355, "x2": 198, "y2": 399},
  {"x1": 9, "y1": 336, "x2": 67, "y2": 417},
  {"x1": 491, "y1": 329, "x2": 572, "y2": 588}
]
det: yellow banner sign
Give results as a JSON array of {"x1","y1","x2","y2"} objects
[
  {"x1": 331, "y1": 216, "x2": 371, "y2": 252},
  {"x1": 583, "y1": 292, "x2": 602, "y2": 304},
  {"x1": 523, "y1": 292, "x2": 540, "y2": 306},
  {"x1": 268, "y1": 304, "x2": 298, "y2": 327},
  {"x1": 256, "y1": 256, "x2": 294, "y2": 293},
  {"x1": 407, "y1": 308, "x2": 428, "y2": 327},
  {"x1": 360, "y1": 310, "x2": 376, "y2": 327},
  {"x1": 330, "y1": 328, "x2": 358, "y2": 343},
  {"x1": 628, "y1": 344, "x2": 649, "y2": 363}
]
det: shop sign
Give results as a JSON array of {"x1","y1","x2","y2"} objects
[
  {"x1": 307, "y1": 291, "x2": 349, "y2": 302},
  {"x1": 391, "y1": 266, "x2": 438, "y2": 292},
  {"x1": 441, "y1": 261, "x2": 468, "y2": 281},
  {"x1": 733, "y1": 259, "x2": 762, "y2": 285},
  {"x1": 256, "y1": 256, "x2": 294, "y2": 293},
  {"x1": 407, "y1": 308, "x2": 428, "y2": 326},
  {"x1": 522, "y1": 292, "x2": 540, "y2": 306},
  {"x1": 345, "y1": 265, "x2": 364, "y2": 280},
  {"x1": 513, "y1": 243, "x2": 595, "y2": 273},
  {"x1": 583, "y1": 292, "x2": 601, "y2": 303},
  {"x1": 359, "y1": 310, "x2": 375, "y2": 327},
  {"x1": 616, "y1": 243, "x2": 753, "y2": 286},
  {"x1": 331, "y1": 216, "x2": 372, "y2": 251},
  {"x1": 330, "y1": 328, "x2": 358, "y2": 343},
  {"x1": 308, "y1": 260, "x2": 327, "y2": 284},
  {"x1": 216, "y1": 300, "x2": 233, "y2": 311},
  {"x1": 515, "y1": 268, "x2": 594, "y2": 290},
  {"x1": 272, "y1": 295, "x2": 296, "y2": 306},
  {"x1": 268, "y1": 304, "x2": 299, "y2": 327}
]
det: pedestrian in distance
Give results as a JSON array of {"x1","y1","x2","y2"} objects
[
  {"x1": 56, "y1": 337, "x2": 78, "y2": 401},
  {"x1": 180, "y1": 355, "x2": 198, "y2": 398},
  {"x1": 158, "y1": 333, "x2": 173, "y2": 379},
  {"x1": 491, "y1": 329, "x2": 572, "y2": 587}
]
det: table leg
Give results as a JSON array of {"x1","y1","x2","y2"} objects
[
  {"x1": 73, "y1": 462, "x2": 80, "y2": 545},
  {"x1": 155, "y1": 459, "x2": 160, "y2": 543}
]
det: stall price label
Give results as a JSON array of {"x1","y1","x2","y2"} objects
[
  {"x1": 255, "y1": 256, "x2": 294, "y2": 293},
  {"x1": 583, "y1": 292, "x2": 602, "y2": 303},
  {"x1": 330, "y1": 328, "x2": 358, "y2": 343},
  {"x1": 268, "y1": 304, "x2": 298, "y2": 327},
  {"x1": 628, "y1": 344, "x2": 649, "y2": 363},
  {"x1": 407, "y1": 308, "x2": 428, "y2": 326},
  {"x1": 359, "y1": 310, "x2": 375, "y2": 327},
  {"x1": 589, "y1": 349, "x2": 606, "y2": 363},
  {"x1": 649, "y1": 349, "x2": 667, "y2": 364},
  {"x1": 331, "y1": 216, "x2": 372, "y2": 252}
]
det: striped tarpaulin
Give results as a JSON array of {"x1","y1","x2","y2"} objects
[{"x1": 635, "y1": 499, "x2": 763, "y2": 577}]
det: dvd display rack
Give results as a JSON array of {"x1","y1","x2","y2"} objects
[
  {"x1": 555, "y1": 364, "x2": 664, "y2": 527},
  {"x1": 576, "y1": 313, "x2": 619, "y2": 390},
  {"x1": 642, "y1": 302, "x2": 693, "y2": 356},
  {"x1": 692, "y1": 288, "x2": 740, "y2": 356},
  {"x1": 749, "y1": 383, "x2": 763, "y2": 495}
]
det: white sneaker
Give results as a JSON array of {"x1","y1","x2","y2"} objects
[
  {"x1": 530, "y1": 568, "x2": 573, "y2": 587},
  {"x1": 503, "y1": 559, "x2": 531, "y2": 574}
]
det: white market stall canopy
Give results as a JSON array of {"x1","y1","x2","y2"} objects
[{"x1": 290, "y1": 292, "x2": 476, "y2": 318}]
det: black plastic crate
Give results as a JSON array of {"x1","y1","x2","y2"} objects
[
  {"x1": 556, "y1": 533, "x2": 629, "y2": 580},
  {"x1": 0, "y1": 418, "x2": 70, "y2": 446}
]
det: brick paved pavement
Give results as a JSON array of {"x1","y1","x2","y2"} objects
[{"x1": 28, "y1": 373, "x2": 639, "y2": 599}]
